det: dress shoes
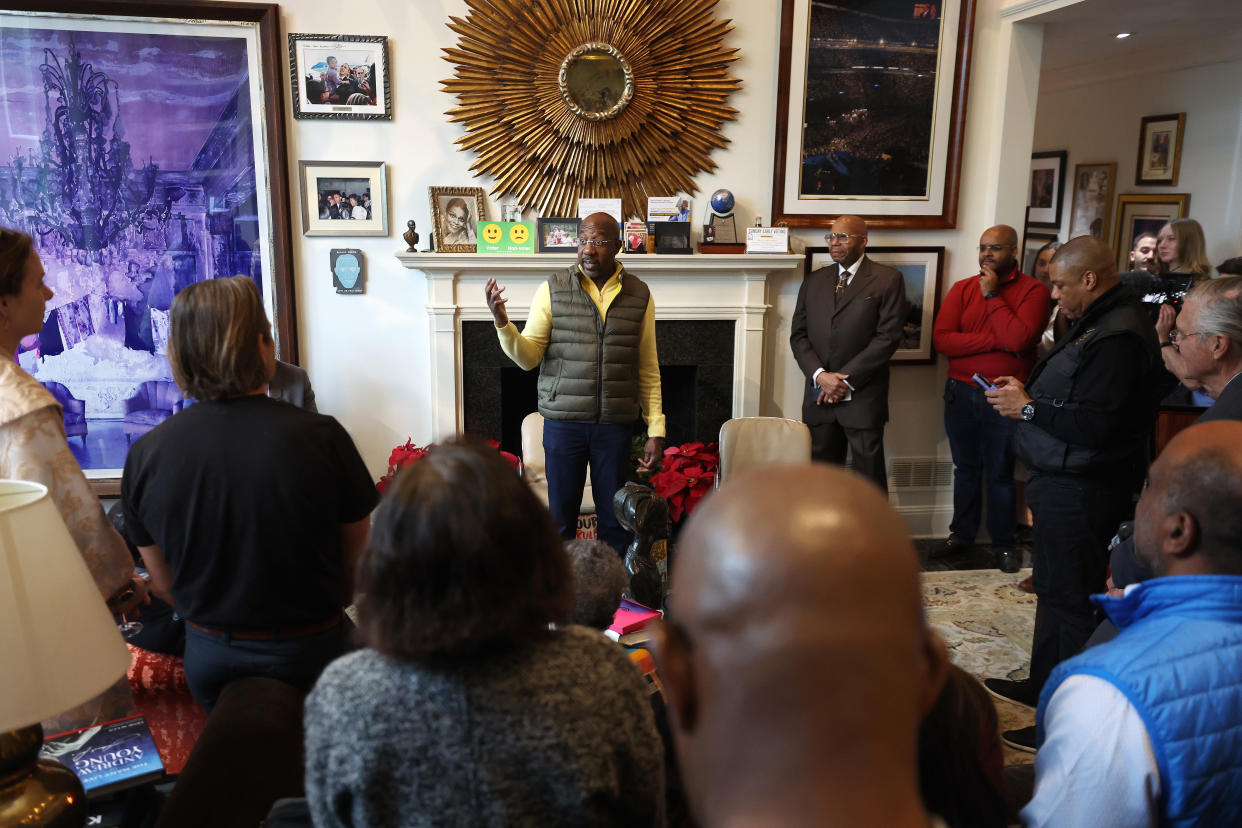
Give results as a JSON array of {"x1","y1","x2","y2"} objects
[
  {"x1": 994, "y1": 548, "x2": 1021, "y2": 573},
  {"x1": 983, "y1": 677, "x2": 1039, "y2": 710},
  {"x1": 1001, "y1": 725, "x2": 1037, "y2": 754},
  {"x1": 928, "y1": 535, "x2": 970, "y2": 560}
]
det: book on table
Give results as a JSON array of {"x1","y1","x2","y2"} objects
[
  {"x1": 605, "y1": 598, "x2": 661, "y2": 644},
  {"x1": 40, "y1": 714, "x2": 165, "y2": 797}
]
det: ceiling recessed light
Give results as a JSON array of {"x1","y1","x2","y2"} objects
[{"x1": 1115, "y1": 32, "x2": 1132, "y2": 39}]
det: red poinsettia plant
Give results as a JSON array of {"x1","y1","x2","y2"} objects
[
  {"x1": 648, "y1": 441, "x2": 719, "y2": 523},
  {"x1": 376, "y1": 438, "x2": 520, "y2": 495}
]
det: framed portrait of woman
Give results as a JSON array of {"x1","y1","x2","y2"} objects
[{"x1": 429, "y1": 187, "x2": 486, "y2": 253}]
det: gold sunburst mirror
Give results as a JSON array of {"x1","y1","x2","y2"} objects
[{"x1": 442, "y1": 0, "x2": 741, "y2": 220}]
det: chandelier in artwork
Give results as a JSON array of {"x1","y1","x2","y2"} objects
[{"x1": 441, "y1": 0, "x2": 741, "y2": 220}]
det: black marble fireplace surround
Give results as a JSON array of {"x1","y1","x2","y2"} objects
[{"x1": 461, "y1": 319, "x2": 736, "y2": 455}]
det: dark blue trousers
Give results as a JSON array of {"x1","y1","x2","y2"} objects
[
  {"x1": 543, "y1": 419, "x2": 633, "y2": 555},
  {"x1": 943, "y1": 378, "x2": 1017, "y2": 550},
  {"x1": 183, "y1": 619, "x2": 347, "y2": 714}
]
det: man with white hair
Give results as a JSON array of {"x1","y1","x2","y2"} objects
[{"x1": 1155, "y1": 276, "x2": 1242, "y2": 420}]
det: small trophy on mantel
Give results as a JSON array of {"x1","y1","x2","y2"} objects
[
  {"x1": 403, "y1": 220, "x2": 419, "y2": 253},
  {"x1": 699, "y1": 188, "x2": 744, "y2": 254}
]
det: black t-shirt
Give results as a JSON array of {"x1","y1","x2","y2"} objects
[{"x1": 121, "y1": 395, "x2": 378, "y2": 628}]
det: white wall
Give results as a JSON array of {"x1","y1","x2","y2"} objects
[
  {"x1": 1033, "y1": 58, "x2": 1242, "y2": 266},
  {"x1": 265, "y1": 0, "x2": 1040, "y2": 505}
]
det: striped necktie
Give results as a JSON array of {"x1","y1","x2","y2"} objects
[{"x1": 836, "y1": 269, "x2": 849, "y2": 295}]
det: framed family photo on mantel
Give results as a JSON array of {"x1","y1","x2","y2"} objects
[
  {"x1": 772, "y1": 0, "x2": 977, "y2": 229},
  {"x1": 0, "y1": 1, "x2": 296, "y2": 494}
]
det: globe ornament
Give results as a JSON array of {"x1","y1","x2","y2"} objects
[
  {"x1": 710, "y1": 188, "x2": 735, "y2": 216},
  {"x1": 441, "y1": 0, "x2": 742, "y2": 221}
]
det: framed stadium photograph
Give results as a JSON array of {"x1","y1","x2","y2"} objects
[
  {"x1": 772, "y1": 0, "x2": 977, "y2": 229},
  {"x1": 0, "y1": 1, "x2": 296, "y2": 494},
  {"x1": 805, "y1": 245, "x2": 944, "y2": 364}
]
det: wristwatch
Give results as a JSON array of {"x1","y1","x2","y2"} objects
[{"x1": 1020, "y1": 402, "x2": 1035, "y2": 422}]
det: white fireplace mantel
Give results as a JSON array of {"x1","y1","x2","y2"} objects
[{"x1": 395, "y1": 251, "x2": 804, "y2": 439}]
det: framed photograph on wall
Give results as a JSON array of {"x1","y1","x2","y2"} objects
[
  {"x1": 429, "y1": 187, "x2": 486, "y2": 253},
  {"x1": 0, "y1": 1, "x2": 295, "y2": 494},
  {"x1": 298, "y1": 161, "x2": 388, "y2": 237},
  {"x1": 1069, "y1": 161, "x2": 1116, "y2": 243},
  {"x1": 289, "y1": 33, "x2": 392, "y2": 120},
  {"x1": 1027, "y1": 151, "x2": 1067, "y2": 229},
  {"x1": 772, "y1": 0, "x2": 977, "y2": 229},
  {"x1": 805, "y1": 246, "x2": 945, "y2": 364},
  {"x1": 537, "y1": 218, "x2": 580, "y2": 253},
  {"x1": 1136, "y1": 113, "x2": 1185, "y2": 186},
  {"x1": 1022, "y1": 232, "x2": 1058, "y2": 276},
  {"x1": 1112, "y1": 194, "x2": 1189, "y2": 274}
]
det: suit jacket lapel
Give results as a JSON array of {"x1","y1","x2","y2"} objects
[{"x1": 833, "y1": 258, "x2": 869, "y2": 317}]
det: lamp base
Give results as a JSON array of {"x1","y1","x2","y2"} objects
[{"x1": 0, "y1": 724, "x2": 88, "y2": 827}]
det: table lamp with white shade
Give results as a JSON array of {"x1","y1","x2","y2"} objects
[{"x1": 0, "y1": 479, "x2": 133, "y2": 827}]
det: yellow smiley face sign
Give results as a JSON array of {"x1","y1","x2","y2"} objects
[{"x1": 477, "y1": 221, "x2": 536, "y2": 254}]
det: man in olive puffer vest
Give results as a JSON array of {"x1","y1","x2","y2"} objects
[{"x1": 485, "y1": 213, "x2": 664, "y2": 554}]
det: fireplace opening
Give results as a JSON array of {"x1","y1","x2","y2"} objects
[{"x1": 462, "y1": 320, "x2": 735, "y2": 455}]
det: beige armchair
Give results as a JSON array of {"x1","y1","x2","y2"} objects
[
  {"x1": 520, "y1": 412, "x2": 595, "y2": 513},
  {"x1": 717, "y1": 416, "x2": 812, "y2": 487}
]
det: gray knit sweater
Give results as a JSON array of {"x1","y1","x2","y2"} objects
[{"x1": 304, "y1": 625, "x2": 666, "y2": 827}]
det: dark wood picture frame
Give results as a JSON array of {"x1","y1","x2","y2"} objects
[
  {"x1": 7, "y1": 1, "x2": 296, "y2": 496},
  {"x1": 289, "y1": 33, "x2": 392, "y2": 121},
  {"x1": 1027, "y1": 150, "x2": 1068, "y2": 229},
  {"x1": 771, "y1": 0, "x2": 976, "y2": 229},
  {"x1": 1136, "y1": 112, "x2": 1185, "y2": 186},
  {"x1": 1112, "y1": 193, "x2": 1190, "y2": 274},
  {"x1": 804, "y1": 245, "x2": 945, "y2": 365}
]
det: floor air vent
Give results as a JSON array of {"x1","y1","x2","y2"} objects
[{"x1": 889, "y1": 457, "x2": 954, "y2": 490}]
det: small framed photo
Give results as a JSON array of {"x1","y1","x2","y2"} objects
[
  {"x1": 805, "y1": 246, "x2": 945, "y2": 365},
  {"x1": 1112, "y1": 193, "x2": 1190, "y2": 274},
  {"x1": 537, "y1": 218, "x2": 580, "y2": 252},
  {"x1": 289, "y1": 34, "x2": 392, "y2": 120},
  {"x1": 1136, "y1": 113, "x2": 1185, "y2": 186},
  {"x1": 1069, "y1": 162, "x2": 1116, "y2": 243},
  {"x1": 429, "y1": 187, "x2": 486, "y2": 253},
  {"x1": 1027, "y1": 150, "x2": 1068, "y2": 229},
  {"x1": 298, "y1": 161, "x2": 388, "y2": 237}
]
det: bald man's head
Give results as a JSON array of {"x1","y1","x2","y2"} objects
[
  {"x1": 1135, "y1": 421, "x2": 1242, "y2": 578},
  {"x1": 656, "y1": 464, "x2": 945, "y2": 825},
  {"x1": 1047, "y1": 235, "x2": 1119, "y2": 318},
  {"x1": 828, "y1": 214, "x2": 868, "y2": 268}
]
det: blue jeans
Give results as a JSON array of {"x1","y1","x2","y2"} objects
[
  {"x1": 183, "y1": 618, "x2": 348, "y2": 714},
  {"x1": 543, "y1": 419, "x2": 634, "y2": 555},
  {"x1": 943, "y1": 378, "x2": 1016, "y2": 550}
]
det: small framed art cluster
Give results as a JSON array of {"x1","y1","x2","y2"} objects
[
  {"x1": 1025, "y1": 112, "x2": 1188, "y2": 273},
  {"x1": 290, "y1": 34, "x2": 392, "y2": 248}
]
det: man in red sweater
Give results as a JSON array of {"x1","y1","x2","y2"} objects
[{"x1": 931, "y1": 225, "x2": 1051, "y2": 572}]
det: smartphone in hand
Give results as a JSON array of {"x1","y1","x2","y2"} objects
[{"x1": 972, "y1": 372, "x2": 997, "y2": 391}]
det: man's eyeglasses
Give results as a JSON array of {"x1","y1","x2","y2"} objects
[
  {"x1": 576, "y1": 237, "x2": 614, "y2": 248},
  {"x1": 1168, "y1": 328, "x2": 1207, "y2": 343},
  {"x1": 825, "y1": 233, "x2": 864, "y2": 242},
  {"x1": 978, "y1": 244, "x2": 1014, "y2": 252}
]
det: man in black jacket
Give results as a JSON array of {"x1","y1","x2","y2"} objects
[{"x1": 979, "y1": 236, "x2": 1164, "y2": 750}]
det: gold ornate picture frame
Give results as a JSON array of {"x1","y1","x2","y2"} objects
[{"x1": 428, "y1": 186, "x2": 486, "y2": 253}]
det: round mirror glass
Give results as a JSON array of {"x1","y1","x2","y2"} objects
[{"x1": 559, "y1": 45, "x2": 633, "y2": 120}]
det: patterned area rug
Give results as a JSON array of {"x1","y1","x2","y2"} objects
[{"x1": 922, "y1": 568, "x2": 1038, "y2": 765}]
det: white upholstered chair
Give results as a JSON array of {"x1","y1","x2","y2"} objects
[
  {"x1": 716, "y1": 416, "x2": 812, "y2": 487},
  {"x1": 520, "y1": 411, "x2": 595, "y2": 513}
]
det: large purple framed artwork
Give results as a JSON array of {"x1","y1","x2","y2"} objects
[{"x1": 0, "y1": 2, "x2": 294, "y2": 494}]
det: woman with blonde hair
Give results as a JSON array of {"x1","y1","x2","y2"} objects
[
  {"x1": 0, "y1": 227, "x2": 144, "y2": 612},
  {"x1": 1157, "y1": 218, "x2": 1212, "y2": 279}
]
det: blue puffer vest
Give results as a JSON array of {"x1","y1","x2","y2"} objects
[{"x1": 1035, "y1": 576, "x2": 1242, "y2": 828}]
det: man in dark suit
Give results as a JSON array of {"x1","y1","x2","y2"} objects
[
  {"x1": 269, "y1": 360, "x2": 318, "y2": 413},
  {"x1": 790, "y1": 215, "x2": 908, "y2": 490}
]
